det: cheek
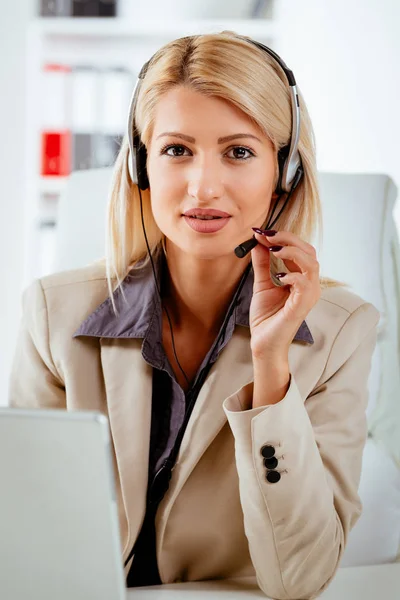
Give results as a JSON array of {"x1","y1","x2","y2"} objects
[
  {"x1": 237, "y1": 179, "x2": 274, "y2": 226},
  {"x1": 149, "y1": 173, "x2": 187, "y2": 226},
  {"x1": 232, "y1": 161, "x2": 273, "y2": 190},
  {"x1": 149, "y1": 184, "x2": 181, "y2": 234},
  {"x1": 236, "y1": 174, "x2": 272, "y2": 208},
  {"x1": 148, "y1": 159, "x2": 184, "y2": 196}
]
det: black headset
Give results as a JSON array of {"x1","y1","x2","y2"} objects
[{"x1": 123, "y1": 35, "x2": 304, "y2": 571}]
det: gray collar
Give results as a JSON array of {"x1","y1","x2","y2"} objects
[{"x1": 74, "y1": 251, "x2": 314, "y2": 345}]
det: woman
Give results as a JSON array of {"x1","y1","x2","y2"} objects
[{"x1": 9, "y1": 32, "x2": 379, "y2": 599}]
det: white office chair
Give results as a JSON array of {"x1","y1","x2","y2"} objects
[{"x1": 53, "y1": 167, "x2": 400, "y2": 567}]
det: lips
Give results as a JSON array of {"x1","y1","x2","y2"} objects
[
  {"x1": 183, "y1": 208, "x2": 231, "y2": 218},
  {"x1": 183, "y1": 215, "x2": 231, "y2": 234}
]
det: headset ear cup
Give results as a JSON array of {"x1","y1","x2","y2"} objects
[
  {"x1": 135, "y1": 137, "x2": 149, "y2": 190},
  {"x1": 275, "y1": 145, "x2": 289, "y2": 195}
]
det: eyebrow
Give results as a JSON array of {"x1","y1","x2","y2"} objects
[{"x1": 156, "y1": 132, "x2": 262, "y2": 144}]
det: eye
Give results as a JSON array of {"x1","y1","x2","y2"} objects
[
  {"x1": 160, "y1": 144, "x2": 191, "y2": 157},
  {"x1": 226, "y1": 146, "x2": 255, "y2": 160}
]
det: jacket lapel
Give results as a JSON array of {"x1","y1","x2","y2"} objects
[{"x1": 99, "y1": 337, "x2": 153, "y2": 560}]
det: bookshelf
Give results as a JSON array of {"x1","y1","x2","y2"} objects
[{"x1": 24, "y1": 16, "x2": 279, "y2": 285}]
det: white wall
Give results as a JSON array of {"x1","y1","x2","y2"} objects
[
  {"x1": 0, "y1": 2, "x2": 35, "y2": 404},
  {"x1": 275, "y1": 0, "x2": 400, "y2": 213}
]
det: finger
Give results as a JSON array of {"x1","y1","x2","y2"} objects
[
  {"x1": 270, "y1": 245, "x2": 320, "y2": 278},
  {"x1": 275, "y1": 271, "x2": 321, "y2": 306},
  {"x1": 254, "y1": 230, "x2": 317, "y2": 258},
  {"x1": 275, "y1": 271, "x2": 310, "y2": 290},
  {"x1": 250, "y1": 242, "x2": 274, "y2": 290},
  {"x1": 252, "y1": 232, "x2": 305, "y2": 277}
]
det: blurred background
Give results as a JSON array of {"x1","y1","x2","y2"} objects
[{"x1": 0, "y1": 0, "x2": 399, "y2": 399}]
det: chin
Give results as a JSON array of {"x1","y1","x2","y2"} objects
[
  {"x1": 185, "y1": 242, "x2": 238, "y2": 261},
  {"x1": 168, "y1": 224, "x2": 240, "y2": 259}
]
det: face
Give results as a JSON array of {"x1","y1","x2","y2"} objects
[{"x1": 146, "y1": 86, "x2": 278, "y2": 260}]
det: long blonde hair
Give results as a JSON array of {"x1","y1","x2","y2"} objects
[{"x1": 105, "y1": 31, "x2": 347, "y2": 298}]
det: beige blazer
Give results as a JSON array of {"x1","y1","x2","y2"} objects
[{"x1": 8, "y1": 263, "x2": 380, "y2": 600}]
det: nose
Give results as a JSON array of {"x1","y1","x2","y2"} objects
[{"x1": 187, "y1": 155, "x2": 225, "y2": 202}]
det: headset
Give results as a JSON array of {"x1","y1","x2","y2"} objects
[{"x1": 123, "y1": 34, "x2": 304, "y2": 574}]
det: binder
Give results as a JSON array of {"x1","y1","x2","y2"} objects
[
  {"x1": 40, "y1": 64, "x2": 72, "y2": 177},
  {"x1": 40, "y1": 0, "x2": 72, "y2": 16},
  {"x1": 94, "y1": 67, "x2": 134, "y2": 168},
  {"x1": 70, "y1": 65, "x2": 100, "y2": 171},
  {"x1": 72, "y1": 0, "x2": 99, "y2": 16},
  {"x1": 72, "y1": 0, "x2": 117, "y2": 16},
  {"x1": 98, "y1": 0, "x2": 117, "y2": 17}
]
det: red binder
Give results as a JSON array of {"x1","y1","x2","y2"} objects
[{"x1": 40, "y1": 64, "x2": 72, "y2": 177}]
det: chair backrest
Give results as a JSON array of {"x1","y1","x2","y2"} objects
[{"x1": 315, "y1": 173, "x2": 400, "y2": 438}]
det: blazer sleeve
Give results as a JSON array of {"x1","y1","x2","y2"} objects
[
  {"x1": 222, "y1": 302, "x2": 380, "y2": 600},
  {"x1": 8, "y1": 279, "x2": 66, "y2": 410}
]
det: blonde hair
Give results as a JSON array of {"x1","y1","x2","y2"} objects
[{"x1": 105, "y1": 31, "x2": 347, "y2": 298}]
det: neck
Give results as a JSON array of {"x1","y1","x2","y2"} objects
[{"x1": 161, "y1": 242, "x2": 252, "y2": 338}]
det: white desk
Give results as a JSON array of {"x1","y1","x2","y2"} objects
[{"x1": 127, "y1": 563, "x2": 400, "y2": 599}]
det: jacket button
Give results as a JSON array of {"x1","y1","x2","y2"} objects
[
  {"x1": 264, "y1": 456, "x2": 278, "y2": 470},
  {"x1": 266, "y1": 470, "x2": 281, "y2": 483},
  {"x1": 261, "y1": 445, "x2": 275, "y2": 459}
]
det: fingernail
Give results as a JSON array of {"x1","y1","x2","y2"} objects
[
  {"x1": 268, "y1": 246, "x2": 283, "y2": 252},
  {"x1": 275, "y1": 272, "x2": 287, "y2": 278},
  {"x1": 251, "y1": 228, "x2": 277, "y2": 236}
]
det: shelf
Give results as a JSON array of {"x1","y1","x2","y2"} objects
[{"x1": 29, "y1": 17, "x2": 278, "y2": 40}]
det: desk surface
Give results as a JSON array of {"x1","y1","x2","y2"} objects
[{"x1": 126, "y1": 563, "x2": 400, "y2": 599}]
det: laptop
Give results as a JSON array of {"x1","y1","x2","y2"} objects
[{"x1": 0, "y1": 407, "x2": 127, "y2": 600}]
